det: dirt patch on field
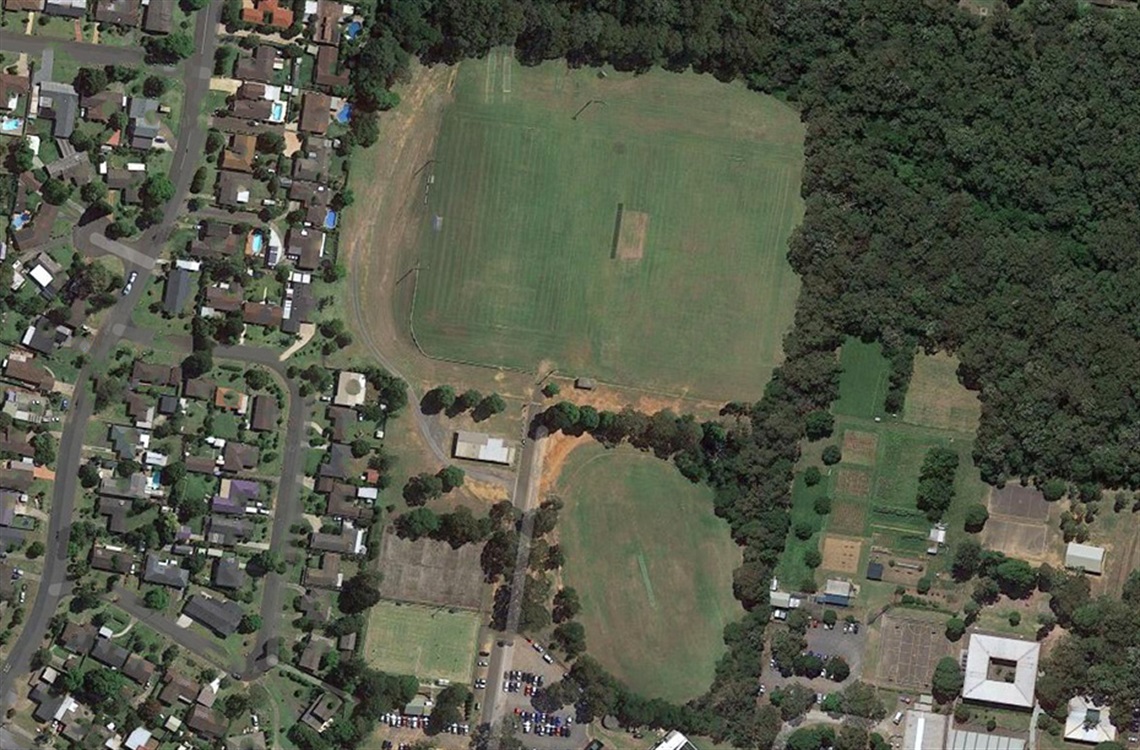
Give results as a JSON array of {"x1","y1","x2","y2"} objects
[
  {"x1": 873, "y1": 613, "x2": 957, "y2": 691},
  {"x1": 540, "y1": 432, "x2": 590, "y2": 495},
  {"x1": 555, "y1": 385, "x2": 723, "y2": 421},
  {"x1": 821, "y1": 535, "x2": 862, "y2": 573},
  {"x1": 829, "y1": 499, "x2": 867, "y2": 535},
  {"x1": 464, "y1": 477, "x2": 509, "y2": 504},
  {"x1": 989, "y1": 484, "x2": 1050, "y2": 521},
  {"x1": 842, "y1": 430, "x2": 878, "y2": 466},
  {"x1": 903, "y1": 351, "x2": 981, "y2": 434},
  {"x1": 614, "y1": 209, "x2": 649, "y2": 260},
  {"x1": 377, "y1": 529, "x2": 486, "y2": 610},
  {"x1": 837, "y1": 468, "x2": 872, "y2": 497},
  {"x1": 983, "y1": 517, "x2": 1048, "y2": 561}
]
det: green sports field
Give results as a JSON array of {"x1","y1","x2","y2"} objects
[
  {"x1": 363, "y1": 601, "x2": 480, "y2": 682},
  {"x1": 413, "y1": 50, "x2": 804, "y2": 399},
  {"x1": 556, "y1": 443, "x2": 743, "y2": 703}
]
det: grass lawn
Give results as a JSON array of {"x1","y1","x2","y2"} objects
[
  {"x1": 411, "y1": 52, "x2": 804, "y2": 399},
  {"x1": 774, "y1": 472, "x2": 829, "y2": 591},
  {"x1": 833, "y1": 339, "x2": 891, "y2": 419},
  {"x1": 211, "y1": 411, "x2": 241, "y2": 440},
  {"x1": 557, "y1": 442, "x2": 742, "y2": 703},
  {"x1": 362, "y1": 600, "x2": 480, "y2": 682}
]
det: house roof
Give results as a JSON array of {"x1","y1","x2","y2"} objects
[
  {"x1": 3, "y1": 358, "x2": 53, "y2": 392},
  {"x1": 212, "y1": 557, "x2": 247, "y2": 589},
  {"x1": 311, "y1": 0, "x2": 342, "y2": 45},
  {"x1": 0, "y1": 73, "x2": 31, "y2": 109},
  {"x1": 94, "y1": 0, "x2": 140, "y2": 26},
  {"x1": 241, "y1": 0, "x2": 293, "y2": 27},
  {"x1": 144, "y1": 553, "x2": 190, "y2": 588},
  {"x1": 184, "y1": 377, "x2": 217, "y2": 400},
  {"x1": 234, "y1": 46, "x2": 278, "y2": 83},
  {"x1": 38, "y1": 81, "x2": 79, "y2": 138},
  {"x1": 122, "y1": 653, "x2": 156, "y2": 685},
  {"x1": 205, "y1": 286, "x2": 245, "y2": 312},
  {"x1": 962, "y1": 634, "x2": 1040, "y2": 708},
  {"x1": 81, "y1": 90, "x2": 122, "y2": 122},
  {"x1": 142, "y1": 0, "x2": 173, "y2": 31},
  {"x1": 60, "y1": 622, "x2": 96, "y2": 654},
  {"x1": 158, "y1": 671, "x2": 200, "y2": 705},
  {"x1": 242, "y1": 301, "x2": 284, "y2": 328},
  {"x1": 91, "y1": 636, "x2": 130, "y2": 668},
  {"x1": 45, "y1": 151, "x2": 92, "y2": 184},
  {"x1": 291, "y1": 146, "x2": 330, "y2": 182},
  {"x1": 90, "y1": 544, "x2": 135, "y2": 573},
  {"x1": 309, "y1": 527, "x2": 356, "y2": 554},
  {"x1": 185, "y1": 455, "x2": 219, "y2": 475},
  {"x1": 217, "y1": 170, "x2": 252, "y2": 208},
  {"x1": 251, "y1": 395, "x2": 279, "y2": 432},
  {"x1": 326, "y1": 484, "x2": 372, "y2": 521},
  {"x1": 98, "y1": 496, "x2": 131, "y2": 533},
  {"x1": 4, "y1": 0, "x2": 44, "y2": 12},
  {"x1": 231, "y1": 98, "x2": 274, "y2": 121},
  {"x1": 326, "y1": 405, "x2": 356, "y2": 442},
  {"x1": 302, "y1": 553, "x2": 341, "y2": 589},
  {"x1": 206, "y1": 515, "x2": 251, "y2": 546},
  {"x1": 222, "y1": 133, "x2": 257, "y2": 172},
  {"x1": 286, "y1": 227, "x2": 325, "y2": 270},
  {"x1": 186, "y1": 704, "x2": 227, "y2": 739},
  {"x1": 183, "y1": 595, "x2": 244, "y2": 636},
  {"x1": 313, "y1": 45, "x2": 349, "y2": 88},
  {"x1": 132, "y1": 360, "x2": 182, "y2": 387},
  {"x1": 223, "y1": 442, "x2": 259, "y2": 472},
  {"x1": 163, "y1": 268, "x2": 195, "y2": 315},
  {"x1": 298, "y1": 639, "x2": 326, "y2": 673},
  {"x1": 319, "y1": 443, "x2": 351, "y2": 479},
  {"x1": 299, "y1": 91, "x2": 331, "y2": 134},
  {"x1": 334, "y1": 371, "x2": 366, "y2": 406}
]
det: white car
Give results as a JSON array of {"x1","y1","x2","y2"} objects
[{"x1": 123, "y1": 271, "x2": 138, "y2": 295}]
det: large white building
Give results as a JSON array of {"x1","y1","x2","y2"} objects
[
  {"x1": 1064, "y1": 697, "x2": 1116, "y2": 745},
  {"x1": 962, "y1": 634, "x2": 1040, "y2": 709},
  {"x1": 651, "y1": 732, "x2": 698, "y2": 750},
  {"x1": 453, "y1": 431, "x2": 516, "y2": 465},
  {"x1": 903, "y1": 710, "x2": 1026, "y2": 750},
  {"x1": 1064, "y1": 542, "x2": 1105, "y2": 575}
]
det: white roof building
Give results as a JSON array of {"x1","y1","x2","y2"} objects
[
  {"x1": 904, "y1": 710, "x2": 1027, "y2": 750},
  {"x1": 453, "y1": 431, "x2": 516, "y2": 465},
  {"x1": 334, "y1": 371, "x2": 366, "y2": 407},
  {"x1": 1064, "y1": 542, "x2": 1105, "y2": 575},
  {"x1": 1064, "y1": 697, "x2": 1116, "y2": 745},
  {"x1": 651, "y1": 732, "x2": 698, "y2": 750},
  {"x1": 962, "y1": 634, "x2": 1040, "y2": 708},
  {"x1": 28, "y1": 264, "x2": 53, "y2": 288}
]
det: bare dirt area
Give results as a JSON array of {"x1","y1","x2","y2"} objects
[
  {"x1": 989, "y1": 484, "x2": 1050, "y2": 521},
  {"x1": 339, "y1": 62, "x2": 536, "y2": 402},
  {"x1": 872, "y1": 612, "x2": 956, "y2": 691},
  {"x1": 842, "y1": 430, "x2": 879, "y2": 466},
  {"x1": 614, "y1": 209, "x2": 649, "y2": 260},
  {"x1": 377, "y1": 528, "x2": 487, "y2": 609},
  {"x1": 830, "y1": 499, "x2": 867, "y2": 533},
  {"x1": 983, "y1": 517, "x2": 1048, "y2": 561},
  {"x1": 821, "y1": 535, "x2": 862, "y2": 573},
  {"x1": 837, "y1": 468, "x2": 872, "y2": 497}
]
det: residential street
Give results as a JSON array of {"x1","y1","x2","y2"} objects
[{"x1": 0, "y1": 0, "x2": 225, "y2": 710}]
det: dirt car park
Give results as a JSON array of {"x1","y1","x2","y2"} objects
[{"x1": 494, "y1": 640, "x2": 589, "y2": 750}]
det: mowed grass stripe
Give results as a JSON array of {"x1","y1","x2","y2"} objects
[
  {"x1": 557, "y1": 443, "x2": 742, "y2": 703},
  {"x1": 414, "y1": 58, "x2": 804, "y2": 397}
]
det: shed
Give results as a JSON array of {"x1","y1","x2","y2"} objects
[
  {"x1": 865, "y1": 562, "x2": 884, "y2": 581},
  {"x1": 1064, "y1": 542, "x2": 1105, "y2": 575}
]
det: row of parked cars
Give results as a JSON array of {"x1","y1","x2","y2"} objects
[{"x1": 514, "y1": 709, "x2": 574, "y2": 738}]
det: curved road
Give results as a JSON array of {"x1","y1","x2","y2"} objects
[{"x1": 0, "y1": 0, "x2": 225, "y2": 711}]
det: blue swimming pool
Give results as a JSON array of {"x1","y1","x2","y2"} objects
[
  {"x1": 1, "y1": 118, "x2": 22, "y2": 132},
  {"x1": 336, "y1": 103, "x2": 352, "y2": 124},
  {"x1": 324, "y1": 210, "x2": 337, "y2": 230},
  {"x1": 10, "y1": 211, "x2": 30, "y2": 230},
  {"x1": 346, "y1": 21, "x2": 362, "y2": 39},
  {"x1": 271, "y1": 101, "x2": 286, "y2": 121},
  {"x1": 251, "y1": 233, "x2": 264, "y2": 252}
]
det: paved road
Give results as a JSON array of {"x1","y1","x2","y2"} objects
[
  {"x1": 0, "y1": 0, "x2": 224, "y2": 711},
  {"x1": 0, "y1": 31, "x2": 144, "y2": 66},
  {"x1": 482, "y1": 395, "x2": 547, "y2": 729},
  {"x1": 113, "y1": 587, "x2": 235, "y2": 672}
]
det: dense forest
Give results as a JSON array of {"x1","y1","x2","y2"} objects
[{"x1": 335, "y1": 0, "x2": 1140, "y2": 746}]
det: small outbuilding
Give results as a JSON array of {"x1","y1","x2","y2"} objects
[{"x1": 1064, "y1": 542, "x2": 1105, "y2": 575}]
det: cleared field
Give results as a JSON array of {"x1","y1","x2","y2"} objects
[
  {"x1": 833, "y1": 339, "x2": 890, "y2": 419},
  {"x1": 821, "y1": 535, "x2": 862, "y2": 573},
  {"x1": 903, "y1": 352, "x2": 981, "y2": 433},
  {"x1": 872, "y1": 612, "x2": 957, "y2": 691},
  {"x1": 412, "y1": 52, "x2": 804, "y2": 398},
  {"x1": 557, "y1": 443, "x2": 742, "y2": 702},
  {"x1": 363, "y1": 601, "x2": 481, "y2": 683},
  {"x1": 377, "y1": 530, "x2": 486, "y2": 610}
]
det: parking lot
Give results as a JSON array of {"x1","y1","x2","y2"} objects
[
  {"x1": 762, "y1": 618, "x2": 867, "y2": 699},
  {"x1": 494, "y1": 640, "x2": 588, "y2": 750}
]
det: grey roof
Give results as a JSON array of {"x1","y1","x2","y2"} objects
[
  {"x1": 212, "y1": 557, "x2": 247, "y2": 589},
  {"x1": 163, "y1": 268, "x2": 194, "y2": 315},
  {"x1": 319, "y1": 443, "x2": 351, "y2": 479},
  {"x1": 142, "y1": 0, "x2": 172, "y2": 31},
  {"x1": 38, "y1": 81, "x2": 79, "y2": 137},
  {"x1": 91, "y1": 636, "x2": 130, "y2": 668},
  {"x1": 143, "y1": 553, "x2": 190, "y2": 588},
  {"x1": 183, "y1": 595, "x2": 244, "y2": 636}
]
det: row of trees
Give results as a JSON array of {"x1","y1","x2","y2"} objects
[{"x1": 421, "y1": 384, "x2": 506, "y2": 422}]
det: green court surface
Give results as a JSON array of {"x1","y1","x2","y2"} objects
[
  {"x1": 363, "y1": 601, "x2": 480, "y2": 682},
  {"x1": 413, "y1": 51, "x2": 804, "y2": 399},
  {"x1": 557, "y1": 443, "x2": 742, "y2": 702}
]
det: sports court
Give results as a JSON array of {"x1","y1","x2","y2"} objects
[
  {"x1": 377, "y1": 530, "x2": 486, "y2": 610},
  {"x1": 363, "y1": 600, "x2": 481, "y2": 683},
  {"x1": 989, "y1": 485, "x2": 1049, "y2": 521},
  {"x1": 874, "y1": 613, "x2": 956, "y2": 690}
]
